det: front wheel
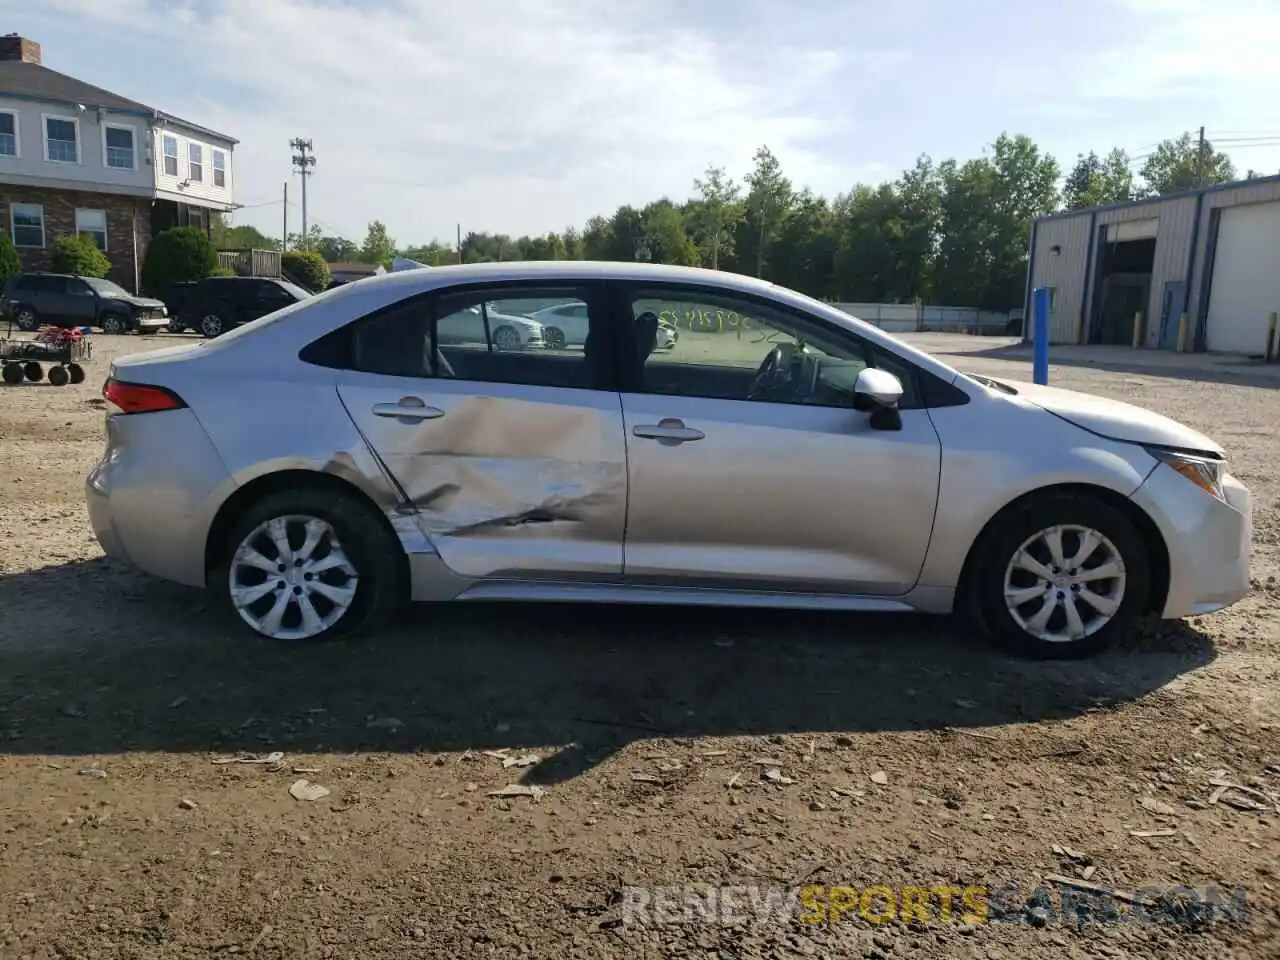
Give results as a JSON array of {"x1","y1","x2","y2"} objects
[
  {"x1": 968, "y1": 493, "x2": 1150, "y2": 659},
  {"x1": 200, "y1": 313, "x2": 226, "y2": 338},
  {"x1": 492, "y1": 325, "x2": 521, "y2": 351},
  {"x1": 214, "y1": 488, "x2": 404, "y2": 642},
  {"x1": 100, "y1": 313, "x2": 128, "y2": 335}
]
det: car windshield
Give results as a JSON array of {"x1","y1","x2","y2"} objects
[
  {"x1": 278, "y1": 281, "x2": 312, "y2": 300},
  {"x1": 83, "y1": 278, "x2": 130, "y2": 296}
]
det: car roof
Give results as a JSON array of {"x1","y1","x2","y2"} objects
[{"x1": 351, "y1": 261, "x2": 778, "y2": 296}]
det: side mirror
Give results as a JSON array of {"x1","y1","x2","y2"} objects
[
  {"x1": 853, "y1": 368, "x2": 903, "y2": 410},
  {"x1": 853, "y1": 368, "x2": 904, "y2": 431}
]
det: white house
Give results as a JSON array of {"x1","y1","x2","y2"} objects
[{"x1": 0, "y1": 34, "x2": 238, "y2": 291}]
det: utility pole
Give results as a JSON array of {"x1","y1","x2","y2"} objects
[
  {"x1": 1196, "y1": 126, "x2": 1206, "y2": 188},
  {"x1": 289, "y1": 138, "x2": 316, "y2": 248},
  {"x1": 281, "y1": 181, "x2": 288, "y2": 252},
  {"x1": 456, "y1": 223, "x2": 462, "y2": 264}
]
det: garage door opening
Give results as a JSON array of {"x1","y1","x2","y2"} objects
[{"x1": 1092, "y1": 233, "x2": 1157, "y2": 346}]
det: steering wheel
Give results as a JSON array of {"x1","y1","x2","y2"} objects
[{"x1": 747, "y1": 342, "x2": 798, "y2": 401}]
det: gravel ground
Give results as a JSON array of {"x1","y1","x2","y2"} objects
[{"x1": 0, "y1": 332, "x2": 1277, "y2": 960}]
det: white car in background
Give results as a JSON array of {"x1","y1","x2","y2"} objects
[
  {"x1": 533, "y1": 301, "x2": 677, "y2": 351},
  {"x1": 437, "y1": 302, "x2": 544, "y2": 351}
]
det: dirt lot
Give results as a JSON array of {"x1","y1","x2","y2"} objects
[{"x1": 0, "y1": 332, "x2": 1277, "y2": 960}]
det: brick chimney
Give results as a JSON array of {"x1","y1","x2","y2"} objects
[{"x1": 0, "y1": 34, "x2": 41, "y2": 64}]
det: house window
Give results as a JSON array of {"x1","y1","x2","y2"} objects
[
  {"x1": 10, "y1": 202, "x2": 44, "y2": 248},
  {"x1": 0, "y1": 111, "x2": 17, "y2": 157},
  {"x1": 103, "y1": 125, "x2": 136, "y2": 169},
  {"x1": 44, "y1": 115, "x2": 79, "y2": 163},
  {"x1": 212, "y1": 149, "x2": 226, "y2": 187},
  {"x1": 188, "y1": 143, "x2": 203, "y2": 182},
  {"x1": 75, "y1": 208, "x2": 108, "y2": 251},
  {"x1": 162, "y1": 135, "x2": 179, "y2": 176}
]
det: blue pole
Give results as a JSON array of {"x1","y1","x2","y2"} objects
[{"x1": 1032, "y1": 286, "x2": 1050, "y2": 385}]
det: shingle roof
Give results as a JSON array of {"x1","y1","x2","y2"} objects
[{"x1": 0, "y1": 60, "x2": 237, "y2": 143}]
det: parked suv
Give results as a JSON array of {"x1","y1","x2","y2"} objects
[
  {"x1": 178, "y1": 276, "x2": 312, "y2": 338},
  {"x1": 1, "y1": 273, "x2": 168, "y2": 334}
]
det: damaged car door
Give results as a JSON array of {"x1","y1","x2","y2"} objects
[{"x1": 335, "y1": 283, "x2": 627, "y2": 581}]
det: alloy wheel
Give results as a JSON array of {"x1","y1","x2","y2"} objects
[
  {"x1": 228, "y1": 515, "x2": 360, "y2": 640},
  {"x1": 493, "y1": 326, "x2": 521, "y2": 351},
  {"x1": 16, "y1": 309, "x2": 38, "y2": 332},
  {"x1": 1002, "y1": 524, "x2": 1126, "y2": 643},
  {"x1": 201, "y1": 314, "x2": 224, "y2": 337}
]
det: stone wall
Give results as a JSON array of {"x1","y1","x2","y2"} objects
[{"x1": 0, "y1": 186, "x2": 152, "y2": 292}]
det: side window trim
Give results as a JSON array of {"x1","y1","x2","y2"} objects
[{"x1": 612, "y1": 280, "x2": 926, "y2": 409}]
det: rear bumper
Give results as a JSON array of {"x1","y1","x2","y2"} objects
[
  {"x1": 1131, "y1": 464, "x2": 1252, "y2": 618},
  {"x1": 86, "y1": 408, "x2": 233, "y2": 588}
]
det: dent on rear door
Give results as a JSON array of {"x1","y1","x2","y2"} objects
[{"x1": 339, "y1": 378, "x2": 629, "y2": 580}]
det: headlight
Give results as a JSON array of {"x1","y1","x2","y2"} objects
[{"x1": 1146, "y1": 447, "x2": 1225, "y2": 501}]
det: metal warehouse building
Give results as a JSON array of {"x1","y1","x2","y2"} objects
[{"x1": 1024, "y1": 174, "x2": 1280, "y2": 353}]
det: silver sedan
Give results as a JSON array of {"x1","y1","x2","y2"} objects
[{"x1": 86, "y1": 262, "x2": 1252, "y2": 658}]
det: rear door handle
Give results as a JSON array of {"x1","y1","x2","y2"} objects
[
  {"x1": 372, "y1": 398, "x2": 446, "y2": 422},
  {"x1": 632, "y1": 419, "x2": 705, "y2": 444}
]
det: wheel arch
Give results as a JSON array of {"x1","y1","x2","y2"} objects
[
  {"x1": 203, "y1": 469, "x2": 409, "y2": 592},
  {"x1": 956, "y1": 482, "x2": 1170, "y2": 618}
]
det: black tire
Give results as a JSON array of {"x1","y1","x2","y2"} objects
[
  {"x1": 544, "y1": 327, "x2": 567, "y2": 350},
  {"x1": 200, "y1": 313, "x2": 226, "y2": 338},
  {"x1": 47, "y1": 364, "x2": 69, "y2": 387},
  {"x1": 67, "y1": 363, "x2": 85, "y2": 384},
  {"x1": 100, "y1": 313, "x2": 129, "y2": 335},
  {"x1": 14, "y1": 306, "x2": 39, "y2": 333},
  {"x1": 1, "y1": 363, "x2": 22, "y2": 385},
  {"x1": 966, "y1": 492, "x2": 1150, "y2": 660},
  {"x1": 22, "y1": 361, "x2": 43, "y2": 383},
  {"x1": 212, "y1": 487, "x2": 405, "y2": 642}
]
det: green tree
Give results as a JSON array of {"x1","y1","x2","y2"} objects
[
  {"x1": 281, "y1": 250, "x2": 332, "y2": 291},
  {"x1": 562, "y1": 226, "x2": 584, "y2": 259},
  {"x1": 210, "y1": 215, "x2": 280, "y2": 251},
  {"x1": 1139, "y1": 132, "x2": 1236, "y2": 195},
  {"x1": 893, "y1": 156, "x2": 943, "y2": 301},
  {"x1": 359, "y1": 220, "x2": 396, "y2": 267},
  {"x1": 0, "y1": 231, "x2": 23, "y2": 286},
  {"x1": 738, "y1": 145, "x2": 794, "y2": 278},
  {"x1": 641, "y1": 199, "x2": 700, "y2": 266},
  {"x1": 986, "y1": 133, "x2": 1060, "y2": 308},
  {"x1": 140, "y1": 227, "x2": 217, "y2": 294},
  {"x1": 580, "y1": 216, "x2": 614, "y2": 260},
  {"x1": 689, "y1": 165, "x2": 743, "y2": 269},
  {"x1": 1064, "y1": 149, "x2": 1135, "y2": 209},
  {"x1": 315, "y1": 235, "x2": 361, "y2": 262}
]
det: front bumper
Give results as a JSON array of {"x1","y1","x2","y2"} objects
[
  {"x1": 135, "y1": 311, "x2": 169, "y2": 332},
  {"x1": 1131, "y1": 463, "x2": 1252, "y2": 618}
]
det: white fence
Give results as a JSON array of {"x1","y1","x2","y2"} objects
[{"x1": 833, "y1": 302, "x2": 1016, "y2": 334}]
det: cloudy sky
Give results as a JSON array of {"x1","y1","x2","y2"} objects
[{"x1": 8, "y1": 0, "x2": 1279, "y2": 247}]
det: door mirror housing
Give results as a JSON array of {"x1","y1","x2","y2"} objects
[{"x1": 852, "y1": 368, "x2": 903, "y2": 410}]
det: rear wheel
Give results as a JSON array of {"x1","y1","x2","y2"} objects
[
  {"x1": 22, "y1": 361, "x2": 42, "y2": 383},
  {"x1": 213, "y1": 488, "x2": 404, "y2": 642},
  {"x1": 47, "y1": 364, "x2": 69, "y2": 387},
  {"x1": 968, "y1": 492, "x2": 1149, "y2": 659},
  {"x1": 200, "y1": 313, "x2": 227, "y2": 338},
  {"x1": 1, "y1": 363, "x2": 22, "y2": 385},
  {"x1": 67, "y1": 363, "x2": 85, "y2": 384},
  {"x1": 14, "y1": 307, "x2": 39, "y2": 333},
  {"x1": 543, "y1": 327, "x2": 567, "y2": 350}
]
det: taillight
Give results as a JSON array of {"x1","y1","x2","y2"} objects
[{"x1": 102, "y1": 377, "x2": 186, "y2": 415}]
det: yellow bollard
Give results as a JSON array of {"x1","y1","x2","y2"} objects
[
  {"x1": 1176, "y1": 312, "x2": 1190, "y2": 353},
  {"x1": 1267, "y1": 312, "x2": 1278, "y2": 363},
  {"x1": 1131, "y1": 312, "x2": 1144, "y2": 349}
]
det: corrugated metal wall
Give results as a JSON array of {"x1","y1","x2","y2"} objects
[
  {"x1": 1095, "y1": 196, "x2": 1198, "y2": 347},
  {"x1": 1028, "y1": 213, "x2": 1092, "y2": 343},
  {"x1": 1030, "y1": 176, "x2": 1280, "y2": 350},
  {"x1": 1187, "y1": 178, "x2": 1280, "y2": 343}
]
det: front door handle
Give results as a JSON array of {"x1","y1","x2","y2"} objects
[
  {"x1": 372, "y1": 397, "x2": 446, "y2": 422},
  {"x1": 632, "y1": 418, "x2": 705, "y2": 444}
]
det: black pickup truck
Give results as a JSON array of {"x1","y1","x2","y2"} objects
[{"x1": 1, "y1": 272, "x2": 169, "y2": 334}]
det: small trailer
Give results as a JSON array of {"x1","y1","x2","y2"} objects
[{"x1": 0, "y1": 327, "x2": 92, "y2": 386}]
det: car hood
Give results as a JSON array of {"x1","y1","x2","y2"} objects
[
  {"x1": 107, "y1": 295, "x2": 166, "y2": 310},
  {"x1": 982, "y1": 376, "x2": 1225, "y2": 457}
]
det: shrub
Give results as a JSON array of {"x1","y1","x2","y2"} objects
[
  {"x1": 50, "y1": 234, "x2": 111, "y2": 278},
  {"x1": 140, "y1": 227, "x2": 217, "y2": 295},
  {"x1": 209, "y1": 266, "x2": 236, "y2": 277},
  {"x1": 0, "y1": 231, "x2": 20, "y2": 286},
  {"x1": 281, "y1": 250, "x2": 332, "y2": 293}
]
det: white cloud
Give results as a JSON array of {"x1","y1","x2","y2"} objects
[{"x1": 36, "y1": 0, "x2": 866, "y2": 245}]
